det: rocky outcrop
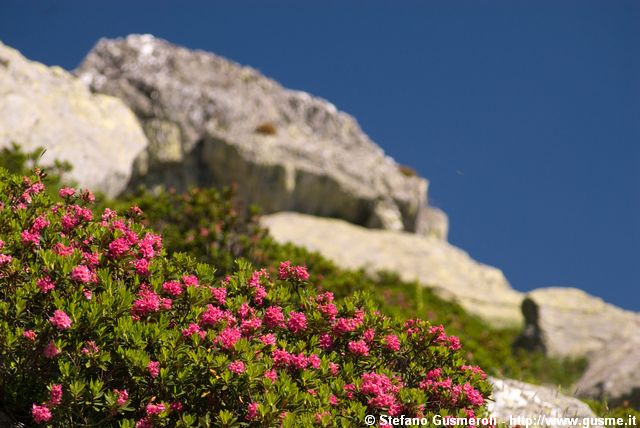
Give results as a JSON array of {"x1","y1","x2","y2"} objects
[
  {"x1": 76, "y1": 34, "x2": 428, "y2": 232},
  {"x1": 0, "y1": 42, "x2": 148, "y2": 197},
  {"x1": 488, "y1": 377, "x2": 603, "y2": 427},
  {"x1": 262, "y1": 211, "x2": 523, "y2": 327},
  {"x1": 575, "y1": 335, "x2": 640, "y2": 409},
  {"x1": 416, "y1": 205, "x2": 449, "y2": 240},
  {"x1": 514, "y1": 287, "x2": 640, "y2": 359}
]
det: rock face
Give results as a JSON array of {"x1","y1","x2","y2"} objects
[
  {"x1": 262, "y1": 212, "x2": 523, "y2": 327},
  {"x1": 575, "y1": 335, "x2": 640, "y2": 408},
  {"x1": 0, "y1": 42, "x2": 148, "y2": 197},
  {"x1": 76, "y1": 34, "x2": 428, "y2": 232},
  {"x1": 488, "y1": 377, "x2": 603, "y2": 427},
  {"x1": 515, "y1": 287, "x2": 640, "y2": 359}
]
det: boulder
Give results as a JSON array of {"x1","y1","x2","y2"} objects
[
  {"x1": 0, "y1": 42, "x2": 148, "y2": 197},
  {"x1": 76, "y1": 34, "x2": 428, "y2": 232},
  {"x1": 488, "y1": 377, "x2": 603, "y2": 427},
  {"x1": 514, "y1": 287, "x2": 640, "y2": 359},
  {"x1": 416, "y1": 205, "x2": 449, "y2": 240},
  {"x1": 262, "y1": 211, "x2": 523, "y2": 327},
  {"x1": 575, "y1": 335, "x2": 640, "y2": 409}
]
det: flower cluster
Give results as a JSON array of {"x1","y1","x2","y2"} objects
[{"x1": 0, "y1": 169, "x2": 491, "y2": 427}]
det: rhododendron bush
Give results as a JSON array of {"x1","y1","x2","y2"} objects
[{"x1": 0, "y1": 168, "x2": 491, "y2": 427}]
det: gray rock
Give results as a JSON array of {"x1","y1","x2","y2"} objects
[
  {"x1": 416, "y1": 205, "x2": 449, "y2": 240},
  {"x1": 262, "y1": 211, "x2": 523, "y2": 327},
  {"x1": 76, "y1": 34, "x2": 428, "y2": 232},
  {"x1": 489, "y1": 377, "x2": 604, "y2": 427},
  {"x1": 0, "y1": 42, "x2": 148, "y2": 197},
  {"x1": 575, "y1": 335, "x2": 640, "y2": 409},
  {"x1": 514, "y1": 287, "x2": 640, "y2": 359}
]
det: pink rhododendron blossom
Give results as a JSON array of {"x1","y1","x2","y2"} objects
[
  {"x1": 0, "y1": 254, "x2": 12, "y2": 265},
  {"x1": 37, "y1": 277, "x2": 56, "y2": 293},
  {"x1": 108, "y1": 237, "x2": 131, "y2": 258},
  {"x1": 170, "y1": 402, "x2": 183, "y2": 412},
  {"x1": 217, "y1": 327, "x2": 241, "y2": 349},
  {"x1": 59, "y1": 187, "x2": 76, "y2": 198},
  {"x1": 71, "y1": 265, "x2": 92, "y2": 283},
  {"x1": 363, "y1": 328, "x2": 375, "y2": 343},
  {"x1": 134, "y1": 258, "x2": 150, "y2": 275},
  {"x1": 264, "y1": 369, "x2": 278, "y2": 382},
  {"x1": 147, "y1": 361, "x2": 160, "y2": 378},
  {"x1": 31, "y1": 404, "x2": 52, "y2": 424},
  {"x1": 329, "y1": 362, "x2": 339, "y2": 376},
  {"x1": 228, "y1": 360, "x2": 245, "y2": 374},
  {"x1": 131, "y1": 285, "x2": 162, "y2": 318},
  {"x1": 44, "y1": 341, "x2": 60, "y2": 358},
  {"x1": 286, "y1": 311, "x2": 307, "y2": 333},
  {"x1": 145, "y1": 403, "x2": 165, "y2": 415},
  {"x1": 81, "y1": 341, "x2": 99, "y2": 355},
  {"x1": 247, "y1": 402, "x2": 259, "y2": 420},
  {"x1": 182, "y1": 274, "x2": 199, "y2": 287},
  {"x1": 49, "y1": 310, "x2": 72, "y2": 330},
  {"x1": 210, "y1": 287, "x2": 227, "y2": 305},
  {"x1": 278, "y1": 261, "x2": 309, "y2": 281},
  {"x1": 309, "y1": 354, "x2": 321, "y2": 369},
  {"x1": 23, "y1": 329, "x2": 37, "y2": 341},
  {"x1": 384, "y1": 334, "x2": 401, "y2": 351},
  {"x1": 162, "y1": 280, "x2": 182, "y2": 296},
  {"x1": 48, "y1": 384, "x2": 63, "y2": 406},
  {"x1": 200, "y1": 304, "x2": 227, "y2": 326},
  {"x1": 83, "y1": 289, "x2": 92, "y2": 300},
  {"x1": 114, "y1": 389, "x2": 128, "y2": 406},
  {"x1": 53, "y1": 242, "x2": 74, "y2": 256},
  {"x1": 21, "y1": 229, "x2": 40, "y2": 246},
  {"x1": 348, "y1": 340, "x2": 370, "y2": 356},
  {"x1": 263, "y1": 306, "x2": 285, "y2": 328},
  {"x1": 319, "y1": 333, "x2": 334, "y2": 350},
  {"x1": 259, "y1": 333, "x2": 276, "y2": 346}
]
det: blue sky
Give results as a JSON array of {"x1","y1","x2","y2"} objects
[{"x1": 1, "y1": 1, "x2": 638, "y2": 310}]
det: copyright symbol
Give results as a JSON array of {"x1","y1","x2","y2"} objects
[{"x1": 364, "y1": 414, "x2": 376, "y2": 426}]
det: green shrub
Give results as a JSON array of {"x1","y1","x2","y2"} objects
[{"x1": 0, "y1": 169, "x2": 491, "y2": 426}]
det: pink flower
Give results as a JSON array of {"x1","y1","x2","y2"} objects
[
  {"x1": 328, "y1": 362, "x2": 339, "y2": 376},
  {"x1": 329, "y1": 394, "x2": 338, "y2": 405},
  {"x1": 210, "y1": 287, "x2": 227, "y2": 305},
  {"x1": 170, "y1": 402, "x2": 183, "y2": 412},
  {"x1": 114, "y1": 389, "x2": 128, "y2": 406},
  {"x1": 147, "y1": 361, "x2": 160, "y2": 378},
  {"x1": 263, "y1": 306, "x2": 285, "y2": 328},
  {"x1": 59, "y1": 187, "x2": 76, "y2": 198},
  {"x1": 384, "y1": 334, "x2": 401, "y2": 351},
  {"x1": 83, "y1": 289, "x2": 93, "y2": 300},
  {"x1": 31, "y1": 404, "x2": 52, "y2": 424},
  {"x1": 217, "y1": 327, "x2": 241, "y2": 350},
  {"x1": 290, "y1": 353, "x2": 309, "y2": 370},
  {"x1": 259, "y1": 333, "x2": 276, "y2": 346},
  {"x1": 131, "y1": 285, "x2": 162, "y2": 318},
  {"x1": 21, "y1": 229, "x2": 40, "y2": 246},
  {"x1": 286, "y1": 311, "x2": 307, "y2": 333},
  {"x1": 146, "y1": 402, "x2": 165, "y2": 415},
  {"x1": 71, "y1": 265, "x2": 92, "y2": 283},
  {"x1": 37, "y1": 277, "x2": 56, "y2": 293},
  {"x1": 264, "y1": 369, "x2": 278, "y2": 382},
  {"x1": 44, "y1": 341, "x2": 60, "y2": 358},
  {"x1": 318, "y1": 303, "x2": 338, "y2": 320},
  {"x1": 247, "y1": 402, "x2": 259, "y2": 420},
  {"x1": 228, "y1": 360, "x2": 245, "y2": 374},
  {"x1": 278, "y1": 261, "x2": 309, "y2": 281},
  {"x1": 31, "y1": 216, "x2": 50, "y2": 232},
  {"x1": 108, "y1": 237, "x2": 131, "y2": 258},
  {"x1": 272, "y1": 349, "x2": 291, "y2": 368},
  {"x1": 363, "y1": 328, "x2": 375, "y2": 343},
  {"x1": 348, "y1": 340, "x2": 369, "y2": 356},
  {"x1": 48, "y1": 384, "x2": 63, "y2": 406},
  {"x1": 23, "y1": 330, "x2": 37, "y2": 341},
  {"x1": 134, "y1": 258, "x2": 150, "y2": 276},
  {"x1": 49, "y1": 310, "x2": 72, "y2": 330},
  {"x1": 319, "y1": 333, "x2": 334, "y2": 350},
  {"x1": 461, "y1": 365, "x2": 487, "y2": 379},
  {"x1": 182, "y1": 274, "x2": 199, "y2": 287},
  {"x1": 81, "y1": 341, "x2": 99, "y2": 355},
  {"x1": 53, "y1": 243, "x2": 74, "y2": 256},
  {"x1": 162, "y1": 281, "x2": 182, "y2": 296},
  {"x1": 308, "y1": 354, "x2": 321, "y2": 369},
  {"x1": 182, "y1": 323, "x2": 204, "y2": 338},
  {"x1": 448, "y1": 335, "x2": 462, "y2": 351},
  {"x1": 0, "y1": 254, "x2": 12, "y2": 265},
  {"x1": 200, "y1": 304, "x2": 226, "y2": 326}
]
